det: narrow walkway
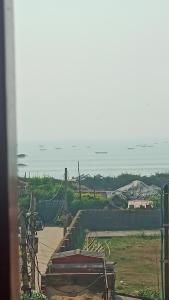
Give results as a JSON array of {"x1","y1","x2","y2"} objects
[
  {"x1": 37, "y1": 227, "x2": 63, "y2": 274},
  {"x1": 87, "y1": 230, "x2": 160, "y2": 238}
]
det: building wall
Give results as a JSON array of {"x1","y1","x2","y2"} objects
[{"x1": 128, "y1": 200, "x2": 153, "y2": 209}]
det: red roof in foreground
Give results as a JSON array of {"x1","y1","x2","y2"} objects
[{"x1": 52, "y1": 249, "x2": 104, "y2": 259}]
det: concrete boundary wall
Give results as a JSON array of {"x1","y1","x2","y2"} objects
[
  {"x1": 55, "y1": 210, "x2": 85, "y2": 253},
  {"x1": 54, "y1": 209, "x2": 160, "y2": 253}
]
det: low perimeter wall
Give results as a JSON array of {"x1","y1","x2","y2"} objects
[
  {"x1": 55, "y1": 209, "x2": 160, "y2": 253},
  {"x1": 80, "y1": 209, "x2": 160, "y2": 231}
]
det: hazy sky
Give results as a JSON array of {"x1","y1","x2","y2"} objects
[{"x1": 14, "y1": 0, "x2": 169, "y2": 142}]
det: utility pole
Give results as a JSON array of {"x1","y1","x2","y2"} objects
[
  {"x1": 20, "y1": 213, "x2": 29, "y2": 293},
  {"x1": 63, "y1": 168, "x2": 68, "y2": 236},
  {"x1": 78, "y1": 161, "x2": 81, "y2": 201},
  {"x1": 163, "y1": 183, "x2": 169, "y2": 300},
  {"x1": 64, "y1": 168, "x2": 68, "y2": 212},
  {"x1": 93, "y1": 176, "x2": 96, "y2": 199},
  {"x1": 29, "y1": 194, "x2": 36, "y2": 290}
]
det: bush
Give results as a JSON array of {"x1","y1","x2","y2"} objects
[
  {"x1": 138, "y1": 288, "x2": 160, "y2": 300},
  {"x1": 21, "y1": 291, "x2": 47, "y2": 300},
  {"x1": 146, "y1": 194, "x2": 161, "y2": 208},
  {"x1": 70, "y1": 194, "x2": 108, "y2": 214}
]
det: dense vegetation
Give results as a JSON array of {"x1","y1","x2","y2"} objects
[
  {"x1": 81, "y1": 173, "x2": 169, "y2": 190},
  {"x1": 18, "y1": 177, "x2": 108, "y2": 222},
  {"x1": 18, "y1": 172, "x2": 166, "y2": 223},
  {"x1": 19, "y1": 177, "x2": 64, "y2": 211}
]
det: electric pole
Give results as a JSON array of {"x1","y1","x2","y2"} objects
[
  {"x1": 64, "y1": 168, "x2": 68, "y2": 212},
  {"x1": 29, "y1": 194, "x2": 36, "y2": 290},
  {"x1": 93, "y1": 176, "x2": 96, "y2": 199},
  {"x1": 163, "y1": 183, "x2": 169, "y2": 300},
  {"x1": 63, "y1": 168, "x2": 68, "y2": 236},
  {"x1": 20, "y1": 213, "x2": 29, "y2": 293},
  {"x1": 78, "y1": 161, "x2": 81, "y2": 201}
]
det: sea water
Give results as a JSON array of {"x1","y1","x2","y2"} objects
[{"x1": 17, "y1": 139, "x2": 169, "y2": 179}]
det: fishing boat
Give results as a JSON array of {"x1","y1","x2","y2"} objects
[{"x1": 95, "y1": 151, "x2": 108, "y2": 154}]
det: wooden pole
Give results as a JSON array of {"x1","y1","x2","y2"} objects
[
  {"x1": 30, "y1": 194, "x2": 36, "y2": 290},
  {"x1": 64, "y1": 168, "x2": 68, "y2": 212},
  {"x1": 163, "y1": 183, "x2": 169, "y2": 300},
  {"x1": 78, "y1": 161, "x2": 81, "y2": 201},
  {"x1": 20, "y1": 214, "x2": 29, "y2": 293},
  {"x1": 103, "y1": 258, "x2": 109, "y2": 300},
  {"x1": 93, "y1": 176, "x2": 96, "y2": 199},
  {"x1": 64, "y1": 168, "x2": 68, "y2": 236}
]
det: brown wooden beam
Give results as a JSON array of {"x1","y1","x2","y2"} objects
[
  {"x1": 0, "y1": 0, "x2": 19, "y2": 299},
  {"x1": 163, "y1": 184, "x2": 169, "y2": 300}
]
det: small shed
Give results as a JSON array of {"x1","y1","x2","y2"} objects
[
  {"x1": 42, "y1": 249, "x2": 115, "y2": 299},
  {"x1": 128, "y1": 199, "x2": 153, "y2": 209}
]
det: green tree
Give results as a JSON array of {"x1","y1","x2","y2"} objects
[{"x1": 147, "y1": 194, "x2": 161, "y2": 208}]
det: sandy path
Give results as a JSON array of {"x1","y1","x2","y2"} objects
[
  {"x1": 37, "y1": 227, "x2": 64, "y2": 274},
  {"x1": 87, "y1": 230, "x2": 160, "y2": 238}
]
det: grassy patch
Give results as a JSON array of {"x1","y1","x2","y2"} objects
[{"x1": 95, "y1": 235, "x2": 160, "y2": 296}]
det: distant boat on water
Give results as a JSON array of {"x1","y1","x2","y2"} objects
[
  {"x1": 136, "y1": 144, "x2": 154, "y2": 148},
  {"x1": 139, "y1": 144, "x2": 154, "y2": 148},
  {"x1": 128, "y1": 147, "x2": 135, "y2": 150},
  {"x1": 95, "y1": 151, "x2": 108, "y2": 154},
  {"x1": 17, "y1": 153, "x2": 27, "y2": 158},
  {"x1": 18, "y1": 163, "x2": 27, "y2": 167}
]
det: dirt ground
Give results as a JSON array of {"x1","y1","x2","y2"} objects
[
  {"x1": 46, "y1": 287, "x2": 138, "y2": 300},
  {"x1": 46, "y1": 285, "x2": 102, "y2": 300},
  {"x1": 46, "y1": 286, "x2": 139, "y2": 300}
]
